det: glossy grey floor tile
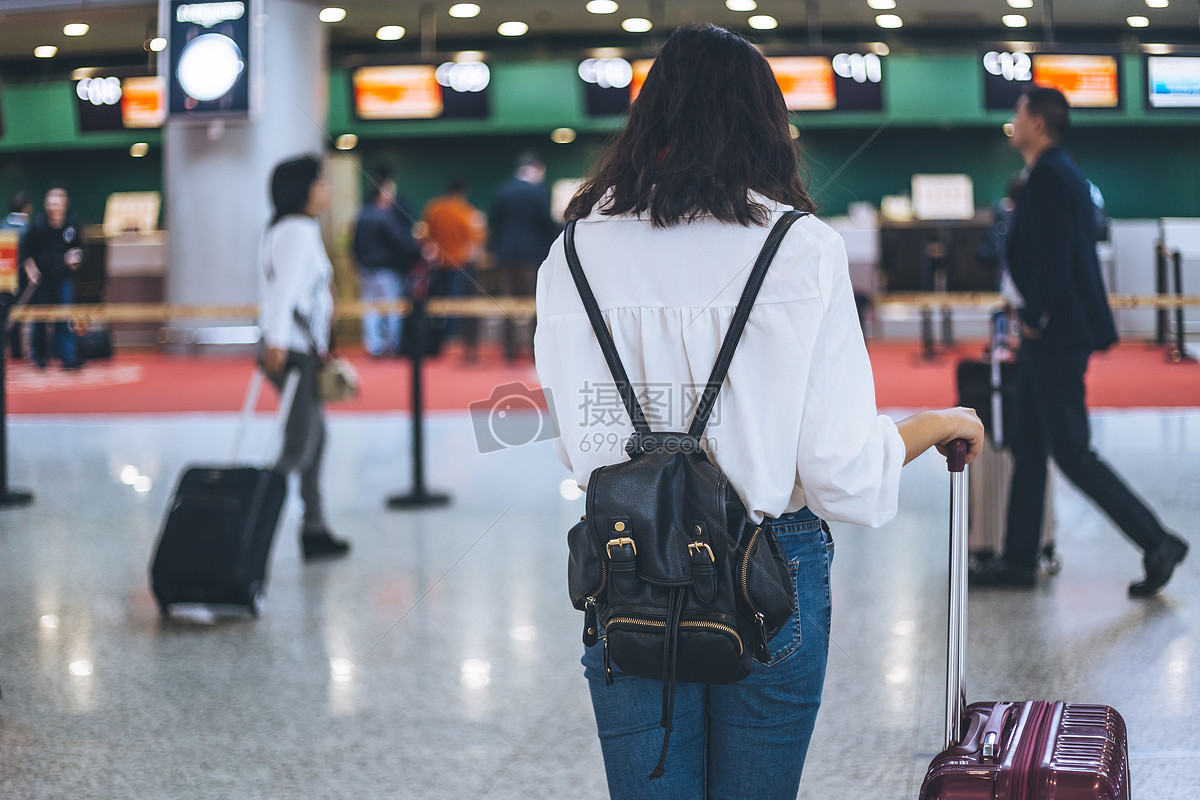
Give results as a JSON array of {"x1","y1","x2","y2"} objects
[{"x1": 2, "y1": 409, "x2": 1198, "y2": 799}]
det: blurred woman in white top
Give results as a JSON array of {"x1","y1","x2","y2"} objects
[
  {"x1": 259, "y1": 154, "x2": 349, "y2": 561},
  {"x1": 534, "y1": 23, "x2": 982, "y2": 800}
]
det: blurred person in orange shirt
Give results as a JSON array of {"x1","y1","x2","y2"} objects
[{"x1": 421, "y1": 178, "x2": 486, "y2": 362}]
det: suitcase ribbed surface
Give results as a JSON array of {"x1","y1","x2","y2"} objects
[{"x1": 1048, "y1": 703, "x2": 1130, "y2": 800}]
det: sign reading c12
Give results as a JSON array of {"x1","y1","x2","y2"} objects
[{"x1": 166, "y1": 0, "x2": 252, "y2": 117}]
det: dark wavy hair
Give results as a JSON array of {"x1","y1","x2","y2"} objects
[
  {"x1": 565, "y1": 23, "x2": 815, "y2": 228},
  {"x1": 269, "y1": 154, "x2": 322, "y2": 227}
]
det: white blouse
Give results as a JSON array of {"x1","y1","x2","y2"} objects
[
  {"x1": 258, "y1": 215, "x2": 334, "y2": 356},
  {"x1": 533, "y1": 199, "x2": 905, "y2": 528}
]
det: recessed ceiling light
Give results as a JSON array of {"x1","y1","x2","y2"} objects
[
  {"x1": 1145, "y1": 0, "x2": 1168, "y2": 7},
  {"x1": 130, "y1": 143, "x2": 150, "y2": 158},
  {"x1": 875, "y1": 14, "x2": 903, "y2": 28},
  {"x1": 1002, "y1": 15, "x2": 1028, "y2": 27},
  {"x1": 498, "y1": 21, "x2": 529, "y2": 36},
  {"x1": 867, "y1": 0, "x2": 896, "y2": 9},
  {"x1": 318, "y1": 7, "x2": 346, "y2": 23},
  {"x1": 335, "y1": 133, "x2": 358, "y2": 150},
  {"x1": 376, "y1": 25, "x2": 405, "y2": 40},
  {"x1": 872, "y1": 42, "x2": 891, "y2": 56},
  {"x1": 551, "y1": 128, "x2": 577, "y2": 144},
  {"x1": 586, "y1": 0, "x2": 619, "y2": 13},
  {"x1": 726, "y1": 0, "x2": 757, "y2": 10},
  {"x1": 1127, "y1": 15, "x2": 1150, "y2": 26},
  {"x1": 748, "y1": 15, "x2": 778, "y2": 30},
  {"x1": 148, "y1": 37, "x2": 167, "y2": 52},
  {"x1": 622, "y1": 17, "x2": 653, "y2": 32},
  {"x1": 449, "y1": 3, "x2": 481, "y2": 17},
  {"x1": 1006, "y1": 0, "x2": 1033, "y2": 7},
  {"x1": 34, "y1": 46, "x2": 58, "y2": 58},
  {"x1": 63, "y1": 23, "x2": 89, "y2": 36}
]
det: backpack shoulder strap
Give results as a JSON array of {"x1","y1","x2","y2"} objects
[
  {"x1": 687, "y1": 210, "x2": 807, "y2": 438},
  {"x1": 563, "y1": 220, "x2": 653, "y2": 436}
]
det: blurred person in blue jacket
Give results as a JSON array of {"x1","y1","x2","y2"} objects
[{"x1": 353, "y1": 170, "x2": 421, "y2": 357}]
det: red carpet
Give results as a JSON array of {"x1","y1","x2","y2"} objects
[{"x1": 5, "y1": 342, "x2": 1198, "y2": 416}]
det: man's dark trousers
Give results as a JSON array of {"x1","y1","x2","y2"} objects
[{"x1": 1004, "y1": 337, "x2": 1171, "y2": 569}]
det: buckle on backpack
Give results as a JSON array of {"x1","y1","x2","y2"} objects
[
  {"x1": 607, "y1": 537, "x2": 637, "y2": 557},
  {"x1": 687, "y1": 542, "x2": 714, "y2": 562}
]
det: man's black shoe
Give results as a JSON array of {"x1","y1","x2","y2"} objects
[
  {"x1": 1129, "y1": 534, "x2": 1188, "y2": 597},
  {"x1": 301, "y1": 526, "x2": 351, "y2": 562},
  {"x1": 968, "y1": 556, "x2": 1036, "y2": 588},
  {"x1": 62, "y1": 360, "x2": 83, "y2": 371}
]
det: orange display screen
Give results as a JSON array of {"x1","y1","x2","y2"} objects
[
  {"x1": 769, "y1": 57, "x2": 837, "y2": 110},
  {"x1": 1033, "y1": 55, "x2": 1120, "y2": 108},
  {"x1": 631, "y1": 56, "x2": 839, "y2": 110},
  {"x1": 121, "y1": 76, "x2": 166, "y2": 128},
  {"x1": 353, "y1": 66, "x2": 444, "y2": 120}
]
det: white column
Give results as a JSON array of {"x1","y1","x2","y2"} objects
[{"x1": 164, "y1": 0, "x2": 329, "y2": 328}]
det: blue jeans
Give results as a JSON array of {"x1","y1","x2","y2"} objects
[
  {"x1": 29, "y1": 278, "x2": 77, "y2": 366},
  {"x1": 583, "y1": 508, "x2": 835, "y2": 800},
  {"x1": 358, "y1": 267, "x2": 404, "y2": 356}
]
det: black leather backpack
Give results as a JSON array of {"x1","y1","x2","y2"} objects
[{"x1": 564, "y1": 210, "x2": 806, "y2": 778}]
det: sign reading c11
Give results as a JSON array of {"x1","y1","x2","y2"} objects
[{"x1": 164, "y1": 0, "x2": 254, "y2": 118}]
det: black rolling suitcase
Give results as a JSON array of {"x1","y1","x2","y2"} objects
[{"x1": 150, "y1": 369, "x2": 298, "y2": 617}]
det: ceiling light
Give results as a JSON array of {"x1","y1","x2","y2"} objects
[
  {"x1": 726, "y1": 0, "x2": 757, "y2": 10},
  {"x1": 130, "y1": 143, "x2": 150, "y2": 158},
  {"x1": 497, "y1": 21, "x2": 529, "y2": 36},
  {"x1": 748, "y1": 15, "x2": 778, "y2": 29},
  {"x1": 867, "y1": 0, "x2": 896, "y2": 9},
  {"x1": 1002, "y1": 15, "x2": 1028, "y2": 27},
  {"x1": 449, "y1": 3, "x2": 481, "y2": 17},
  {"x1": 875, "y1": 14, "x2": 903, "y2": 28},
  {"x1": 872, "y1": 42, "x2": 890, "y2": 56},
  {"x1": 1006, "y1": 0, "x2": 1033, "y2": 7},
  {"x1": 1127, "y1": 15, "x2": 1150, "y2": 27},
  {"x1": 335, "y1": 133, "x2": 358, "y2": 150},
  {"x1": 376, "y1": 25, "x2": 405, "y2": 40},
  {"x1": 586, "y1": 0, "x2": 619, "y2": 13},
  {"x1": 1145, "y1": 0, "x2": 1169, "y2": 6},
  {"x1": 622, "y1": 17, "x2": 653, "y2": 32},
  {"x1": 551, "y1": 128, "x2": 577, "y2": 144},
  {"x1": 318, "y1": 7, "x2": 346, "y2": 23},
  {"x1": 455, "y1": 51, "x2": 486, "y2": 62},
  {"x1": 63, "y1": 23, "x2": 89, "y2": 36},
  {"x1": 148, "y1": 37, "x2": 167, "y2": 52},
  {"x1": 34, "y1": 46, "x2": 57, "y2": 58}
]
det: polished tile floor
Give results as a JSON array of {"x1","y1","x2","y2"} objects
[{"x1": 1, "y1": 408, "x2": 1197, "y2": 799}]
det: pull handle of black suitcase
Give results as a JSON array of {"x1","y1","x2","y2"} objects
[
  {"x1": 230, "y1": 368, "x2": 300, "y2": 463},
  {"x1": 945, "y1": 439, "x2": 969, "y2": 751}
]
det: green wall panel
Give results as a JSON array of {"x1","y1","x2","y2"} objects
[{"x1": 2, "y1": 52, "x2": 1198, "y2": 224}]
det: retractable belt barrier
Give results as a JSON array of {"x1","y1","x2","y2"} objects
[{"x1": 6, "y1": 294, "x2": 1198, "y2": 324}]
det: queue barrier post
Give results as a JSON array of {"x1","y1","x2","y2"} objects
[
  {"x1": 387, "y1": 271, "x2": 451, "y2": 511},
  {"x1": 0, "y1": 293, "x2": 34, "y2": 510}
]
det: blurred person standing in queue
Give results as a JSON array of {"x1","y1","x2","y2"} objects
[
  {"x1": 353, "y1": 170, "x2": 421, "y2": 358},
  {"x1": 488, "y1": 152, "x2": 561, "y2": 362},
  {"x1": 3, "y1": 191, "x2": 33, "y2": 361},
  {"x1": 259, "y1": 154, "x2": 350, "y2": 561},
  {"x1": 421, "y1": 177, "x2": 486, "y2": 362},
  {"x1": 21, "y1": 183, "x2": 83, "y2": 370},
  {"x1": 970, "y1": 87, "x2": 1187, "y2": 595}
]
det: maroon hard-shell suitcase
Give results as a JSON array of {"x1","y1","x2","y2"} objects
[{"x1": 918, "y1": 442, "x2": 1131, "y2": 800}]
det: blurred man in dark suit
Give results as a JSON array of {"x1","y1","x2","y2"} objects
[
  {"x1": 971, "y1": 87, "x2": 1187, "y2": 595},
  {"x1": 489, "y1": 152, "x2": 561, "y2": 362}
]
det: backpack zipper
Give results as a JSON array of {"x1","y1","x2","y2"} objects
[
  {"x1": 739, "y1": 526, "x2": 764, "y2": 613},
  {"x1": 608, "y1": 616, "x2": 744, "y2": 655}
]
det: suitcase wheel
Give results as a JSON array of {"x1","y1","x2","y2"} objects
[
  {"x1": 250, "y1": 594, "x2": 265, "y2": 618},
  {"x1": 1041, "y1": 548, "x2": 1063, "y2": 576}
]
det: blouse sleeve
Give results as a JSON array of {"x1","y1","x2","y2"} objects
[
  {"x1": 793, "y1": 231, "x2": 905, "y2": 528},
  {"x1": 261, "y1": 223, "x2": 311, "y2": 351}
]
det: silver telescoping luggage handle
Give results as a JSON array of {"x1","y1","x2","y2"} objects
[
  {"x1": 945, "y1": 439, "x2": 970, "y2": 751},
  {"x1": 230, "y1": 368, "x2": 300, "y2": 463}
]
